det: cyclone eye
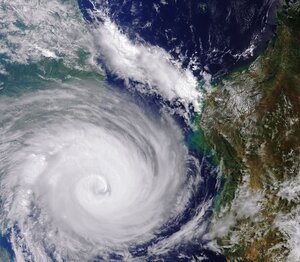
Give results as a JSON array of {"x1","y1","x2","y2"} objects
[{"x1": 0, "y1": 83, "x2": 209, "y2": 261}]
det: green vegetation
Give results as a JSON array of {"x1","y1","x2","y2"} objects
[
  {"x1": 199, "y1": 0, "x2": 300, "y2": 260},
  {"x1": 0, "y1": 56, "x2": 104, "y2": 96}
]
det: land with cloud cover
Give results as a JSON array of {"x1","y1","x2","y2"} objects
[
  {"x1": 201, "y1": 0, "x2": 300, "y2": 260},
  {"x1": 0, "y1": 0, "x2": 298, "y2": 261},
  {"x1": 0, "y1": 1, "x2": 215, "y2": 261}
]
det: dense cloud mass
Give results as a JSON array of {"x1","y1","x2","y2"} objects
[
  {"x1": 0, "y1": 82, "x2": 210, "y2": 261},
  {"x1": 0, "y1": 0, "x2": 281, "y2": 260}
]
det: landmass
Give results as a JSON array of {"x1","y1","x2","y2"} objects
[{"x1": 200, "y1": 0, "x2": 300, "y2": 260}]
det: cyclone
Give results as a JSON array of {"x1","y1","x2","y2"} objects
[
  {"x1": 0, "y1": 0, "x2": 278, "y2": 260},
  {"x1": 0, "y1": 82, "x2": 215, "y2": 261}
]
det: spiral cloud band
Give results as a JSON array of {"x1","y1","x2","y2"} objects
[{"x1": 0, "y1": 82, "x2": 208, "y2": 261}]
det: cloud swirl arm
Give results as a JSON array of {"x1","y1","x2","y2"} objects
[{"x1": 0, "y1": 82, "x2": 210, "y2": 261}]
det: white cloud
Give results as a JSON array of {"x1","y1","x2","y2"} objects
[
  {"x1": 93, "y1": 16, "x2": 203, "y2": 112},
  {"x1": 276, "y1": 207, "x2": 300, "y2": 262}
]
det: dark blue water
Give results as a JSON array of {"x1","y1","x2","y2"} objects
[
  {"x1": 76, "y1": 1, "x2": 229, "y2": 260},
  {"x1": 80, "y1": 0, "x2": 278, "y2": 77},
  {"x1": 0, "y1": 73, "x2": 225, "y2": 261},
  {"x1": 0, "y1": 231, "x2": 14, "y2": 261},
  {"x1": 1, "y1": 0, "x2": 279, "y2": 260}
]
